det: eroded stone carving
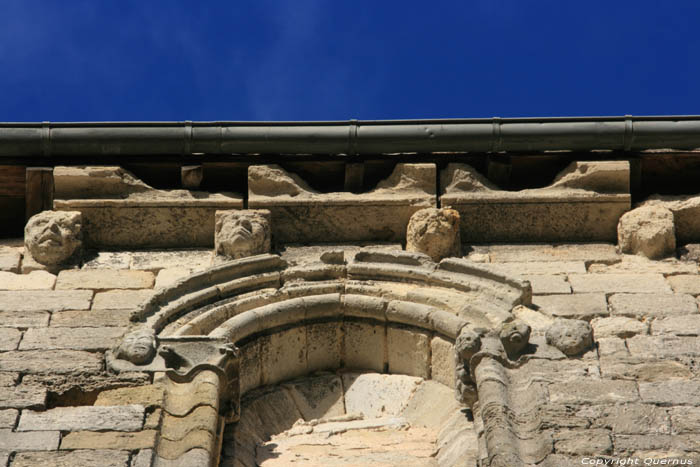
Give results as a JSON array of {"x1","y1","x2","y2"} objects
[
  {"x1": 115, "y1": 328, "x2": 157, "y2": 365},
  {"x1": 215, "y1": 210, "x2": 271, "y2": 259},
  {"x1": 454, "y1": 327, "x2": 481, "y2": 406},
  {"x1": 405, "y1": 208, "x2": 461, "y2": 262},
  {"x1": 618, "y1": 205, "x2": 676, "y2": 259},
  {"x1": 545, "y1": 318, "x2": 593, "y2": 356},
  {"x1": 499, "y1": 320, "x2": 531, "y2": 360},
  {"x1": 24, "y1": 211, "x2": 82, "y2": 266}
]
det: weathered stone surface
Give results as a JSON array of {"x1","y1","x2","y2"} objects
[
  {"x1": 569, "y1": 273, "x2": 672, "y2": 294},
  {"x1": 387, "y1": 326, "x2": 430, "y2": 378},
  {"x1": 20, "y1": 326, "x2": 126, "y2": 351},
  {"x1": 651, "y1": 315, "x2": 700, "y2": 336},
  {"x1": 343, "y1": 321, "x2": 385, "y2": 372},
  {"x1": 0, "y1": 385, "x2": 46, "y2": 409},
  {"x1": 0, "y1": 372, "x2": 19, "y2": 386},
  {"x1": 549, "y1": 380, "x2": 638, "y2": 404},
  {"x1": 132, "y1": 449, "x2": 154, "y2": 467},
  {"x1": 284, "y1": 374, "x2": 345, "y2": 420},
  {"x1": 55, "y1": 191, "x2": 243, "y2": 248},
  {"x1": 524, "y1": 274, "x2": 571, "y2": 294},
  {"x1": 12, "y1": 449, "x2": 130, "y2": 467},
  {"x1": 600, "y1": 358, "x2": 692, "y2": 382},
  {"x1": 50, "y1": 308, "x2": 132, "y2": 327},
  {"x1": 239, "y1": 386, "x2": 303, "y2": 441},
  {"x1": 161, "y1": 405, "x2": 218, "y2": 442},
  {"x1": 0, "y1": 350, "x2": 103, "y2": 373},
  {"x1": 249, "y1": 163, "x2": 436, "y2": 243},
  {"x1": 431, "y1": 336, "x2": 455, "y2": 389},
  {"x1": 441, "y1": 161, "x2": 630, "y2": 242},
  {"x1": 579, "y1": 403, "x2": 670, "y2": 434},
  {"x1": 92, "y1": 289, "x2": 155, "y2": 310},
  {"x1": 56, "y1": 269, "x2": 154, "y2": 290},
  {"x1": 155, "y1": 267, "x2": 192, "y2": 289},
  {"x1": 18, "y1": 405, "x2": 145, "y2": 431},
  {"x1": 113, "y1": 328, "x2": 157, "y2": 365},
  {"x1": 667, "y1": 274, "x2": 700, "y2": 295},
  {"x1": 591, "y1": 316, "x2": 648, "y2": 338},
  {"x1": 546, "y1": 318, "x2": 593, "y2": 356},
  {"x1": 238, "y1": 340, "x2": 261, "y2": 396},
  {"x1": 24, "y1": 210, "x2": 82, "y2": 266},
  {"x1": 260, "y1": 327, "x2": 306, "y2": 385},
  {"x1": 82, "y1": 251, "x2": 133, "y2": 269},
  {"x1": 0, "y1": 310, "x2": 49, "y2": 327},
  {"x1": 588, "y1": 254, "x2": 697, "y2": 274},
  {"x1": 640, "y1": 194, "x2": 700, "y2": 244},
  {"x1": 554, "y1": 428, "x2": 612, "y2": 455},
  {"x1": 0, "y1": 290, "x2": 92, "y2": 312},
  {"x1": 618, "y1": 205, "x2": 676, "y2": 259},
  {"x1": 670, "y1": 406, "x2": 700, "y2": 433},
  {"x1": 0, "y1": 249, "x2": 21, "y2": 273},
  {"x1": 489, "y1": 261, "x2": 586, "y2": 275},
  {"x1": 0, "y1": 408, "x2": 17, "y2": 428},
  {"x1": 609, "y1": 293, "x2": 698, "y2": 318},
  {"x1": 533, "y1": 293, "x2": 608, "y2": 320},
  {"x1": 215, "y1": 209, "x2": 271, "y2": 259},
  {"x1": 486, "y1": 243, "x2": 620, "y2": 263},
  {"x1": 95, "y1": 384, "x2": 164, "y2": 408},
  {"x1": 343, "y1": 373, "x2": 422, "y2": 418},
  {"x1": 130, "y1": 249, "x2": 212, "y2": 271},
  {"x1": 627, "y1": 335, "x2": 700, "y2": 358},
  {"x1": 500, "y1": 319, "x2": 531, "y2": 358},
  {"x1": 0, "y1": 271, "x2": 56, "y2": 290},
  {"x1": 512, "y1": 305, "x2": 555, "y2": 333},
  {"x1": 401, "y1": 380, "x2": 461, "y2": 429},
  {"x1": 405, "y1": 208, "x2": 461, "y2": 262},
  {"x1": 61, "y1": 430, "x2": 158, "y2": 450},
  {"x1": 306, "y1": 321, "x2": 341, "y2": 373},
  {"x1": 0, "y1": 328, "x2": 21, "y2": 351},
  {"x1": 0, "y1": 429, "x2": 60, "y2": 451},
  {"x1": 54, "y1": 165, "x2": 152, "y2": 198},
  {"x1": 639, "y1": 380, "x2": 700, "y2": 405}
]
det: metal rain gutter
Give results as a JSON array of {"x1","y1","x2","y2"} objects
[{"x1": 2, "y1": 115, "x2": 700, "y2": 157}]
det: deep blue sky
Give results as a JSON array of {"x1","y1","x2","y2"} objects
[{"x1": 2, "y1": 1, "x2": 699, "y2": 121}]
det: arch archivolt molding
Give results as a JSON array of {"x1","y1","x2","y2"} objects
[{"x1": 107, "y1": 248, "x2": 567, "y2": 466}]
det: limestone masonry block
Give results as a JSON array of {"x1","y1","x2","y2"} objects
[
  {"x1": 24, "y1": 210, "x2": 82, "y2": 266},
  {"x1": 19, "y1": 326, "x2": 126, "y2": 351},
  {"x1": 524, "y1": 274, "x2": 571, "y2": 294},
  {"x1": 591, "y1": 316, "x2": 649, "y2": 338},
  {"x1": 387, "y1": 326, "x2": 430, "y2": 378},
  {"x1": 342, "y1": 372, "x2": 422, "y2": 418},
  {"x1": 342, "y1": 321, "x2": 385, "y2": 372},
  {"x1": 56, "y1": 269, "x2": 154, "y2": 290},
  {"x1": 405, "y1": 207, "x2": 461, "y2": 262},
  {"x1": 0, "y1": 350, "x2": 103, "y2": 374},
  {"x1": 568, "y1": 273, "x2": 672, "y2": 294},
  {"x1": 0, "y1": 385, "x2": 47, "y2": 409},
  {"x1": 0, "y1": 429, "x2": 60, "y2": 451},
  {"x1": 609, "y1": 293, "x2": 698, "y2": 318},
  {"x1": 618, "y1": 205, "x2": 676, "y2": 259},
  {"x1": 248, "y1": 163, "x2": 436, "y2": 243},
  {"x1": 667, "y1": 274, "x2": 700, "y2": 295},
  {"x1": 215, "y1": 209, "x2": 271, "y2": 259},
  {"x1": 260, "y1": 327, "x2": 306, "y2": 385},
  {"x1": 0, "y1": 409, "x2": 18, "y2": 428},
  {"x1": 546, "y1": 318, "x2": 594, "y2": 356},
  {"x1": 306, "y1": 321, "x2": 341, "y2": 373},
  {"x1": 0, "y1": 249, "x2": 21, "y2": 273},
  {"x1": 53, "y1": 166, "x2": 151, "y2": 199},
  {"x1": 12, "y1": 450, "x2": 130, "y2": 467},
  {"x1": 18, "y1": 405, "x2": 145, "y2": 432},
  {"x1": 60, "y1": 430, "x2": 158, "y2": 450},
  {"x1": 0, "y1": 328, "x2": 21, "y2": 351},
  {"x1": 50, "y1": 309, "x2": 132, "y2": 327},
  {"x1": 641, "y1": 193, "x2": 700, "y2": 244},
  {"x1": 639, "y1": 380, "x2": 700, "y2": 405},
  {"x1": 0, "y1": 270, "x2": 56, "y2": 290},
  {"x1": 533, "y1": 293, "x2": 608, "y2": 320},
  {"x1": 440, "y1": 161, "x2": 631, "y2": 242},
  {"x1": 549, "y1": 380, "x2": 639, "y2": 404},
  {"x1": 430, "y1": 336, "x2": 456, "y2": 389},
  {"x1": 284, "y1": 374, "x2": 345, "y2": 420},
  {"x1": 651, "y1": 315, "x2": 700, "y2": 336},
  {"x1": 0, "y1": 290, "x2": 93, "y2": 312}
]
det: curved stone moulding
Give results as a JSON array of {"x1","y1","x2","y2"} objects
[{"x1": 130, "y1": 250, "x2": 532, "y2": 338}]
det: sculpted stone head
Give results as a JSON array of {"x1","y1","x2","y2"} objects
[
  {"x1": 115, "y1": 328, "x2": 157, "y2": 365},
  {"x1": 499, "y1": 320, "x2": 531, "y2": 359},
  {"x1": 406, "y1": 208, "x2": 461, "y2": 262},
  {"x1": 24, "y1": 211, "x2": 82, "y2": 266},
  {"x1": 215, "y1": 210, "x2": 271, "y2": 259}
]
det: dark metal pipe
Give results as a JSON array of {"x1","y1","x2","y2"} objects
[{"x1": 2, "y1": 116, "x2": 700, "y2": 157}]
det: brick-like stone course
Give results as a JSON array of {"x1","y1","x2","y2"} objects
[
  {"x1": 56, "y1": 269, "x2": 155, "y2": 290},
  {"x1": 0, "y1": 408, "x2": 17, "y2": 428},
  {"x1": 533, "y1": 293, "x2": 608, "y2": 320},
  {"x1": 19, "y1": 326, "x2": 126, "y2": 351},
  {"x1": 569, "y1": 273, "x2": 672, "y2": 294},
  {"x1": 523, "y1": 275, "x2": 571, "y2": 294},
  {"x1": 50, "y1": 309, "x2": 132, "y2": 327},
  {"x1": 609, "y1": 293, "x2": 698, "y2": 318},
  {"x1": 0, "y1": 328, "x2": 21, "y2": 350},
  {"x1": 18, "y1": 405, "x2": 145, "y2": 431},
  {"x1": 639, "y1": 380, "x2": 700, "y2": 405},
  {"x1": 11, "y1": 449, "x2": 130, "y2": 467},
  {"x1": 0, "y1": 271, "x2": 56, "y2": 290},
  {"x1": 667, "y1": 274, "x2": 700, "y2": 295},
  {"x1": 0, "y1": 310, "x2": 49, "y2": 327},
  {"x1": 0, "y1": 429, "x2": 60, "y2": 451},
  {"x1": 0, "y1": 290, "x2": 93, "y2": 312},
  {"x1": 0, "y1": 350, "x2": 103, "y2": 373},
  {"x1": 549, "y1": 380, "x2": 639, "y2": 404},
  {"x1": 92, "y1": 289, "x2": 155, "y2": 310},
  {"x1": 60, "y1": 430, "x2": 158, "y2": 450},
  {"x1": 0, "y1": 385, "x2": 46, "y2": 409}
]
